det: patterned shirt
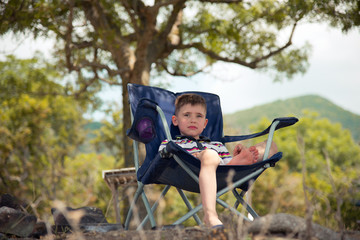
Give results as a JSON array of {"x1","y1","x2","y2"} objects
[{"x1": 158, "y1": 135, "x2": 232, "y2": 165}]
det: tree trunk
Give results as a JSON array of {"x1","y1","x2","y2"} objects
[{"x1": 121, "y1": 76, "x2": 133, "y2": 168}]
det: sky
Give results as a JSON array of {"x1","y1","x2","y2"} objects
[{"x1": 1, "y1": 22, "x2": 360, "y2": 120}]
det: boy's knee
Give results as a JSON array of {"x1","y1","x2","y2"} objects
[{"x1": 199, "y1": 149, "x2": 220, "y2": 166}]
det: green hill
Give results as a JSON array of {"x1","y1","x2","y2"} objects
[{"x1": 224, "y1": 95, "x2": 360, "y2": 142}]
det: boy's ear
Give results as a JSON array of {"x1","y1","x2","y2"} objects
[
  {"x1": 204, "y1": 118, "x2": 208, "y2": 129},
  {"x1": 172, "y1": 115, "x2": 178, "y2": 126}
]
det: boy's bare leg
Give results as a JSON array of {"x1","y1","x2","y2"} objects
[{"x1": 197, "y1": 149, "x2": 223, "y2": 227}]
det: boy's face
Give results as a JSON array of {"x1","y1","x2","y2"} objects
[{"x1": 172, "y1": 103, "x2": 208, "y2": 139}]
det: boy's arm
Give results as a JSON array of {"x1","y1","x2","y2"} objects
[{"x1": 158, "y1": 139, "x2": 169, "y2": 152}]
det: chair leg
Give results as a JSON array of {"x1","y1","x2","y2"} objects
[
  {"x1": 233, "y1": 189, "x2": 246, "y2": 209},
  {"x1": 138, "y1": 185, "x2": 171, "y2": 228},
  {"x1": 232, "y1": 189, "x2": 259, "y2": 219},
  {"x1": 124, "y1": 184, "x2": 143, "y2": 230},
  {"x1": 173, "y1": 203, "x2": 203, "y2": 225},
  {"x1": 138, "y1": 186, "x2": 202, "y2": 227},
  {"x1": 124, "y1": 182, "x2": 157, "y2": 230},
  {"x1": 176, "y1": 188, "x2": 202, "y2": 225},
  {"x1": 139, "y1": 190, "x2": 157, "y2": 230},
  {"x1": 216, "y1": 197, "x2": 251, "y2": 221}
]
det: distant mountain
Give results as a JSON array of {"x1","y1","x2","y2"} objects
[
  {"x1": 224, "y1": 95, "x2": 360, "y2": 142},
  {"x1": 80, "y1": 121, "x2": 103, "y2": 153},
  {"x1": 84, "y1": 121, "x2": 103, "y2": 131}
]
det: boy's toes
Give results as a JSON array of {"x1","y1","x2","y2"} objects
[{"x1": 254, "y1": 153, "x2": 259, "y2": 162}]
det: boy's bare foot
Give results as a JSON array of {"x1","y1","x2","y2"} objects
[
  {"x1": 227, "y1": 147, "x2": 258, "y2": 165},
  {"x1": 204, "y1": 216, "x2": 223, "y2": 228},
  {"x1": 249, "y1": 146, "x2": 259, "y2": 162},
  {"x1": 255, "y1": 141, "x2": 278, "y2": 161}
]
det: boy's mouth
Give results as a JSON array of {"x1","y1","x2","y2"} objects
[{"x1": 188, "y1": 126, "x2": 197, "y2": 130}]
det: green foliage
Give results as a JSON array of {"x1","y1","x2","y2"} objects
[
  {"x1": 171, "y1": 1, "x2": 312, "y2": 80},
  {"x1": 0, "y1": 56, "x2": 83, "y2": 211},
  {"x1": 0, "y1": 55, "x2": 117, "y2": 222},
  {"x1": 60, "y1": 153, "x2": 115, "y2": 222},
  {"x1": 239, "y1": 113, "x2": 360, "y2": 230}
]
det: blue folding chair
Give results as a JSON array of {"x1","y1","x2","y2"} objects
[{"x1": 124, "y1": 83, "x2": 298, "y2": 230}]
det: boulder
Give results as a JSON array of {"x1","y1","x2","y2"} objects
[
  {"x1": 30, "y1": 221, "x2": 48, "y2": 238},
  {"x1": 247, "y1": 213, "x2": 355, "y2": 240},
  {"x1": 79, "y1": 223, "x2": 123, "y2": 233},
  {"x1": 51, "y1": 206, "x2": 123, "y2": 233},
  {"x1": 0, "y1": 206, "x2": 37, "y2": 237},
  {"x1": 0, "y1": 193, "x2": 22, "y2": 210},
  {"x1": 51, "y1": 206, "x2": 108, "y2": 226},
  {"x1": 0, "y1": 233, "x2": 8, "y2": 240}
]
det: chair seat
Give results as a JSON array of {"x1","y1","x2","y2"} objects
[{"x1": 138, "y1": 141, "x2": 282, "y2": 193}]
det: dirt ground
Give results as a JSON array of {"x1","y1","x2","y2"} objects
[
  {"x1": 12, "y1": 226, "x2": 234, "y2": 240},
  {"x1": 62, "y1": 227, "x2": 223, "y2": 240},
  {"x1": 54, "y1": 229, "x2": 360, "y2": 240},
  {"x1": 10, "y1": 226, "x2": 360, "y2": 240}
]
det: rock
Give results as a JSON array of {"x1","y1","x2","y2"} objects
[
  {"x1": 51, "y1": 206, "x2": 120, "y2": 233},
  {"x1": 30, "y1": 221, "x2": 48, "y2": 238},
  {"x1": 0, "y1": 233, "x2": 8, "y2": 240},
  {"x1": 0, "y1": 206, "x2": 37, "y2": 237},
  {"x1": 247, "y1": 213, "x2": 355, "y2": 240},
  {"x1": 51, "y1": 206, "x2": 108, "y2": 226},
  {"x1": 0, "y1": 193, "x2": 22, "y2": 210},
  {"x1": 79, "y1": 223, "x2": 123, "y2": 233}
]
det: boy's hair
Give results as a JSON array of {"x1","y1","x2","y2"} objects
[{"x1": 174, "y1": 94, "x2": 207, "y2": 115}]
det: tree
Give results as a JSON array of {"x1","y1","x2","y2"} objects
[
  {"x1": 0, "y1": 55, "x2": 88, "y2": 213},
  {"x1": 1, "y1": 0, "x2": 359, "y2": 166}
]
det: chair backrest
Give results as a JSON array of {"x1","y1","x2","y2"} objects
[{"x1": 127, "y1": 83, "x2": 224, "y2": 162}]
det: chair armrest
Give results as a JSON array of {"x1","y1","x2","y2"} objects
[{"x1": 221, "y1": 117, "x2": 298, "y2": 143}]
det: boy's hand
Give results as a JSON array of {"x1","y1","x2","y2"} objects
[{"x1": 192, "y1": 152, "x2": 201, "y2": 158}]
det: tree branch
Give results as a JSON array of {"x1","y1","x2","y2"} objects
[
  {"x1": 65, "y1": 0, "x2": 75, "y2": 71},
  {"x1": 179, "y1": 42, "x2": 257, "y2": 68},
  {"x1": 122, "y1": 1, "x2": 140, "y2": 34},
  {"x1": 81, "y1": 0, "x2": 134, "y2": 74},
  {"x1": 160, "y1": 61, "x2": 211, "y2": 77},
  {"x1": 199, "y1": 0, "x2": 243, "y2": 3},
  {"x1": 158, "y1": 0, "x2": 186, "y2": 42},
  {"x1": 177, "y1": 20, "x2": 298, "y2": 69},
  {"x1": 73, "y1": 74, "x2": 98, "y2": 98},
  {"x1": 251, "y1": 21, "x2": 298, "y2": 65},
  {"x1": 153, "y1": 0, "x2": 182, "y2": 10},
  {"x1": 79, "y1": 59, "x2": 129, "y2": 76}
]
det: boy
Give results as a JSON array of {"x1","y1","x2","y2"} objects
[{"x1": 159, "y1": 94, "x2": 277, "y2": 227}]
